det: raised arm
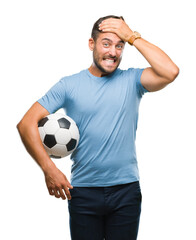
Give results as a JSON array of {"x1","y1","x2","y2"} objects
[
  {"x1": 17, "y1": 102, "x2": 73, "y2": 200},
  {"x1": 99, "y1": 18, "x2": 179, "y2": 92}
]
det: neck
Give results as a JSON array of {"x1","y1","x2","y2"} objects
[{"x1": 88, "y1": 64, "x2": 110, "y2": 77}]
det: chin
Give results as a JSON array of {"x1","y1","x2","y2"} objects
[
  {"x1": 99, "y1": 63, "x2": 119, "y2": 75},
  {"x1": 105, "y1": 69, "x2": 116, "y2": 74},
  {"x1": 104, "y1": 66, "x2": 118, "y2": 74}
]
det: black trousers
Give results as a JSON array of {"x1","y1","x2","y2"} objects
[{"x1": 68, "y1": 181, "x2": 142, "y2": 240}]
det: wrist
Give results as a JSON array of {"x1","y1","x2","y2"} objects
[
  {"x1": 128, "y1": 31, "x2": 141, "y2": 45},
  {"x1": 125, "y1": 30, "x2": 133, "y2": 42},
  {"x1": 41, "y1": 158, "x2": 56, "y2": 174}
]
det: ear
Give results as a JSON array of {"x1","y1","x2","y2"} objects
[{"x1": 88, "y1": 38, "x2": 95, "y2": 51}]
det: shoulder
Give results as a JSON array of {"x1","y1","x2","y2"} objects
[
  {"x1": 118, "y1": 68, "x2": 148, "y2": 96},
  {"x1": 57, "y1": 70, "x2": 87, "y2": 94},
  {"x1": 119, "y1": 68, "x2": 144, "y2": 77},
  {"x1": 116, "y1": 68, "x2": 145, "y2": 83},
  {"x1": 60, "y1": 69, "x2": 86, "y2": 83}
]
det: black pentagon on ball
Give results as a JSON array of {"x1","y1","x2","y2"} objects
[
  {"x1": 66, "y1": 138, "x2": 77, "y2": 151},
  {"x1": 58, "y1": 118, "x2": 71, "y2": 129},
  {"x1": 44, "y1": 134, "x2": 57, "y2": 148},
  {"x1": 38, "y1": 117, "x2": 49, "y2": 127}
]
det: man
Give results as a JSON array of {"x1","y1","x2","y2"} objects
[{"x1": 17, "y1": 15, "x2": 179, "y2": 240}]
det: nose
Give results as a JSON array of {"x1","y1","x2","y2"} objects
[{"x1": 108, "y1": 45, "x2": 116, "y2": 57}]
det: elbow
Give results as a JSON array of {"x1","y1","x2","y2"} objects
[
  {"x1": 17, "y1": 119, "x2": 27, "y2": 136},
  {"x1": 17, "y1": 120, "x2": 21, "y2": 130},
  {"x1": 172, "y1": 65, "x2": 180, "y2": 80},
  {"x1": 16, "y1": 120, "x2": 24, "y2": 135},
  {"x1": 168, "y1": 65, "x2": 180, "y2": 83}
]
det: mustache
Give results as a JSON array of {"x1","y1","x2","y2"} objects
[{"x1": 103, "y1": 55, "x2": 118, "y2": 61}]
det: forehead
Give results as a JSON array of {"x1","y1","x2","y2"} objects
[{"x1": 97, "y1": 32, "x2": 124, "y2": 44}]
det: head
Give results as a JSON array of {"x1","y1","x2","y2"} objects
[
  {"x1": 91, "y1": 15, "x2": 125, "y2": 42},
  {"x1": 89, "y1": 15, "x2": 125, "y2": 76}
]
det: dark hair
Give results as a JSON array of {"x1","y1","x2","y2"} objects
[{"x1": 91, "y1": 15, "x2": 124, "y2": 41}]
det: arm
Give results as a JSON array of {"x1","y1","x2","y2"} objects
[
  {"x1": 17, "y1": 102, "x2": 73, "y2": 200},
  {"x1": 133, "y1": 38, "x2": 179, "y2": 92},
  {"x1": 99, "y1": 18, "x2": 179, "y2": 92}
]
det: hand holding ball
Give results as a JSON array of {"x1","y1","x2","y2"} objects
[{"x1": 38, "y1": 113, "x2": 80, "y2": 158}]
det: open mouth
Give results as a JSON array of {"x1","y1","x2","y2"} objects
[{"x1": 103, "y1": 57, "x2": 117, "y2": 63}]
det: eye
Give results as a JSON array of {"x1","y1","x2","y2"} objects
[
  {"x1": 103, "y1": 42, "x2": 109, "y2": 47},
  {"x1": 116, "y1": 44, "x2": 123, "y2": 49}
]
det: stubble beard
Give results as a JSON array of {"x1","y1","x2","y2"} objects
[{"x1": 93, "y1": 50, "x2": 122, "y2": 75}]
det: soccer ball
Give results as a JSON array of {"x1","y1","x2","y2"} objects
[{"x1": 38, "y1": 113, "x2": 80, "y2": 158}]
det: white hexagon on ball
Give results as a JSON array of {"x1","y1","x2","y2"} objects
[
  {"x1": 69, "y1": 123, "x2": 80, "y2": 140},
  {"x1": 55, "y1": 128, "x2": 71, "y2": 145},
  {"x1": 43, "y1": 120, "x2": 59, "y2": 134},
  {"x1": 51, "y1": 144, "x2": 68, "y2": 158}
]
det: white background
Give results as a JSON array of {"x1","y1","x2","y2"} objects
[{"x1": 0, "y1": 0, "x2": 195, "y2": 239}]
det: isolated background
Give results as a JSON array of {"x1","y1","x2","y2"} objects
[{"x1": 1, "y1": 0, "x2": 195, "y2": 239}]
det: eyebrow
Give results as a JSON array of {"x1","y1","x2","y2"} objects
[{"x1": 101, "y1": 38, "x2": 125, "y2": 44}]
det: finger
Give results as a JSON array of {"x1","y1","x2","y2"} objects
[
  {"x1": 63, "y1": 176, "x2": 74, "y2": 189},
  {"x1": 67, "y1": 182, "x2": 74, "y2": 189},
  {"x1": 100, "y1": 27, "x2": 117, "y2": 33},
  {"x1": 49, "y1": 187, "x2": 67, "y2": 200},
  {"x1": 99, "y1": 23, "x2": 117, "y2": 31},
  {"x1": 100, "y1": 22, "x2": 117, "y2": 28},
  {"x1": 58, "y1": 188, "x2": 66, "y2": 200},
  {"x1": 48, "y1": 187, "x2": 55, "y2": 196},
  {"x1": 100, "y1": 28, "x2": 118, "y2": 35},
  {"x1": 99, "y1": 23, "x2": 119, "y2": 34},
  {"x1": 101, "y1": 28, "x2": 117, "y2": 33},
  {"x1": 99, "y1": 19, "x2": 121, "y2": 28},
  {"x1": 101, "y1": 18, "x2": 120, "y2": 25},
  {"x1": 63, "y1": 186, "x2": 72, "y2": 200},
  {"x1": 51, "y1": 188, "x2": 60, "y2": 198}
]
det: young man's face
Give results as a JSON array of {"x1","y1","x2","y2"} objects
[{"x1": 89, "y1": 32, "x2": 125, "y2": 76}]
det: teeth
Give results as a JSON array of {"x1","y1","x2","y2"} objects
[{"x1": 105, "y1": 59, "x2": 114, "y2": 62}]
